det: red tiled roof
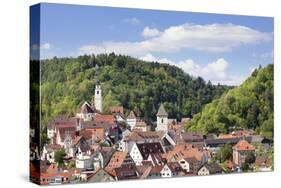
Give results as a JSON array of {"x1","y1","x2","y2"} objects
[
  {"x1": 83, "y1": 127, "x2": 104, "y2": 141},
  {"x1": 95, "y1": 114, "x2": 116, "y2": 124},
  {"x1": 46, "y1": 164, "x2": 58, "y2": 174},
  {"x1": 40, "y1": 172, "x2": 71, "y2": 179},
  {"x1": 57, "y1": 126, "x2": 76, "y2": 140},
  {"x1": 105, "y1": 151, "x2": 127, "y2": 171},
  {"x1": 109, "y1": 106, "x2": 124, "y2": 115},
  {"x1": 233, "y1": 140, "x2": 255, "y2": 151},
  {"x1": 135, "y1": 120, "x2": 147, "y2": 127},
  {"x1": 124, "y1": 132, "x2": 144, "y2": 142}
]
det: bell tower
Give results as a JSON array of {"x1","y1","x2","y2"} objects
[
  {"x1": 94, "y1": 64, "x2": 102, "y2": 113},
  {"x1": 156, "y1": 103, "x2": 168, "y2": 132},
  {"x1": 94, "y1": 81, "x2": 102, "y2": 113}
]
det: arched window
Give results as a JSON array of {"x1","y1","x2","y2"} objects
[{"x1": 161, "y1": 118, "x2": 164, "y2": 124}]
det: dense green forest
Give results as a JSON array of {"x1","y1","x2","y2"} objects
[
  {"x1": 40, "y1": 53, "x2": 230, "y2": 127},
  {"x1": 185, "y1": 64, "x2": 274, "y2": 139}
]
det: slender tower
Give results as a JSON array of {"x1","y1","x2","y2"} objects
[
  {"x1": 94, "y1": 63, "x2": 102, "y2": 113},
  {"x1": 156, "y1": 103, "x2": 168, "y2": 132},
  {"x1": 94, "y1": 80, "x2": 102, "y2": 113}
]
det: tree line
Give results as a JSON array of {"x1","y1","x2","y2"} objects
[{"x1": 40, "y1": 53, "x2": 230, "y2": 129}]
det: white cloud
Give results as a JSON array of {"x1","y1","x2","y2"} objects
[
  {"x1": 123, "y1": 17, "x2": 141, "y2": 25},
  {"x1": 78, "y1": 23, "x2": 272, "y2": 56},
  {"x1": 142, "y1": 26, "x2": 161, "y2": 37},
  {"x1": 41, "y1": 43, "x2": 51, "y2": 50},
  {"x1": 140, "y1": 54, "x2": 245, "y2": 86},
  {"x1": 140, "y1": 53, "x2": 173, "y2": 64}
]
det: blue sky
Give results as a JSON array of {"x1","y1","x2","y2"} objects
[{"x1": 32, "y1": 3, "x2": 274, "y2": 85}]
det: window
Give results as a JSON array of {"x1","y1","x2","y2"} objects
[
  {"x1": 97, "y1": 91, "x2": 99, "y2": 95},
  {"x1": 161, "y1": 119, "x2": 164, "y2": 124}
]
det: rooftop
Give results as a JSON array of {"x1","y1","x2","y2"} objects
[
  {"x1": 233, "y1": 140, "x2": 255, "y2": 151},
  {"x1": 157, "y1": 104, "x2": 168, "y2": 117}
]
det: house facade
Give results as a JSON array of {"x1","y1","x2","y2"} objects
[{"x1": 233, "y1": 140, "x2": 255, "y2": 166}]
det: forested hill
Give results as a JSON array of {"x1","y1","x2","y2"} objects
[
  {"x1": 185, "y1": 64, "x2": 273, "y2": 139},
  {"x1": 41, "y1": 53, "x2": 230, "y2": 126}
]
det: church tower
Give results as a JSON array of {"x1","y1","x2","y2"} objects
[
  {"x1": 156, "y1": 103, "x2": 168, "y2": 132},
  {"x1": 95, "y1": 82, "x2": 102, "y2": 113},
  {"x1": 94, "y1": 64, "x2": 102, "y2": 113}
]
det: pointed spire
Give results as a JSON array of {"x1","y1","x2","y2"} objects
[
  {"x1": 127, "y1": 111, "x2": 136, "y2": 119},
  {"x1": 156, "y1": 103, "x2": 168, "y2": 117}
]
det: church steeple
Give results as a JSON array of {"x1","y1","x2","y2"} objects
[
  {"x1": 94, "y1": 64, "x2": 102, "y2": 113},
  {"x1": 156, "y1": 103, "x2": 168, "y2": 132}
]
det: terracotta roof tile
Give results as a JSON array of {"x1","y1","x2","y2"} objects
[
  {"x1": 109, "y1": 106, "x2": 124, "y2": 115},
  {"x1": 95, "y1": 114, "x2": 116, "y2": 124},
  {"x1": 233, "y1": 140, "x2": 255, "y2": 151},
  {"x1": 105, "y1": 151, "x2": 127, "y2": 171}
]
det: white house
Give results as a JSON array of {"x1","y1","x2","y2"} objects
[
  {"x1": 55, "y1": 127, "x2": 76, "y2": 146},
  {"x1": 47, "y1": 128, "x2": 55, "y2": 139},
  {"x1": 178, "y1": 158, "x2": 191, "y2": 172},
  {"x1": 129, "y1": 143, "x2": 143, "y2": 166},
  {"x1": 92, "y1": 152, "x2": 104, "y2": 171},
  {"x1": 75, "y1": 146, "x2": 93, "y2": 169},
  {"x1": 160, "y1": 163, "x2": 183, "y2": 178},
  {"x1": 129, "y1": 142, "x2": 164, "y2": 166},
  {"x1": 160, "y1": 164, "x2": 173, "y2": 178},
  {"x1": 76, "y1": 101, "x2": 96, "y2": 121},
  {"x1": 76, "y1": 155, "x2": 92, "y2": 169},
  {"x1": 197, "y1": 162, "x2": 223, "y2": 176},
  {"x1": 41, "y1": 144, "x2": 62, "y2": 163},
  {"x1": 118, "y1": 132, "x2": 144, "y2": 152},
  {"x1": 134, "y1": 120, "x2": 148, "y2": 132},
  {"x1": 177, "y1": 157, "x2": 198, "y2": 173}
]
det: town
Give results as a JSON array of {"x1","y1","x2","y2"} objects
[{"x1": 30, "y1": 82, "x2": 273, "y2": 185}]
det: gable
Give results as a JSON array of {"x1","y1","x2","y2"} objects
[{"x1": 199, "y1": 166, "x2": 209, "y2": 174}]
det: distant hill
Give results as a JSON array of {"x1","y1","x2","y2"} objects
[
  {"x1": 40, "y1": 53, "x2": 231, "y2": 127},
  {"x1": 185, "y1": 64, "x2": 273, "y2": 139}
]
